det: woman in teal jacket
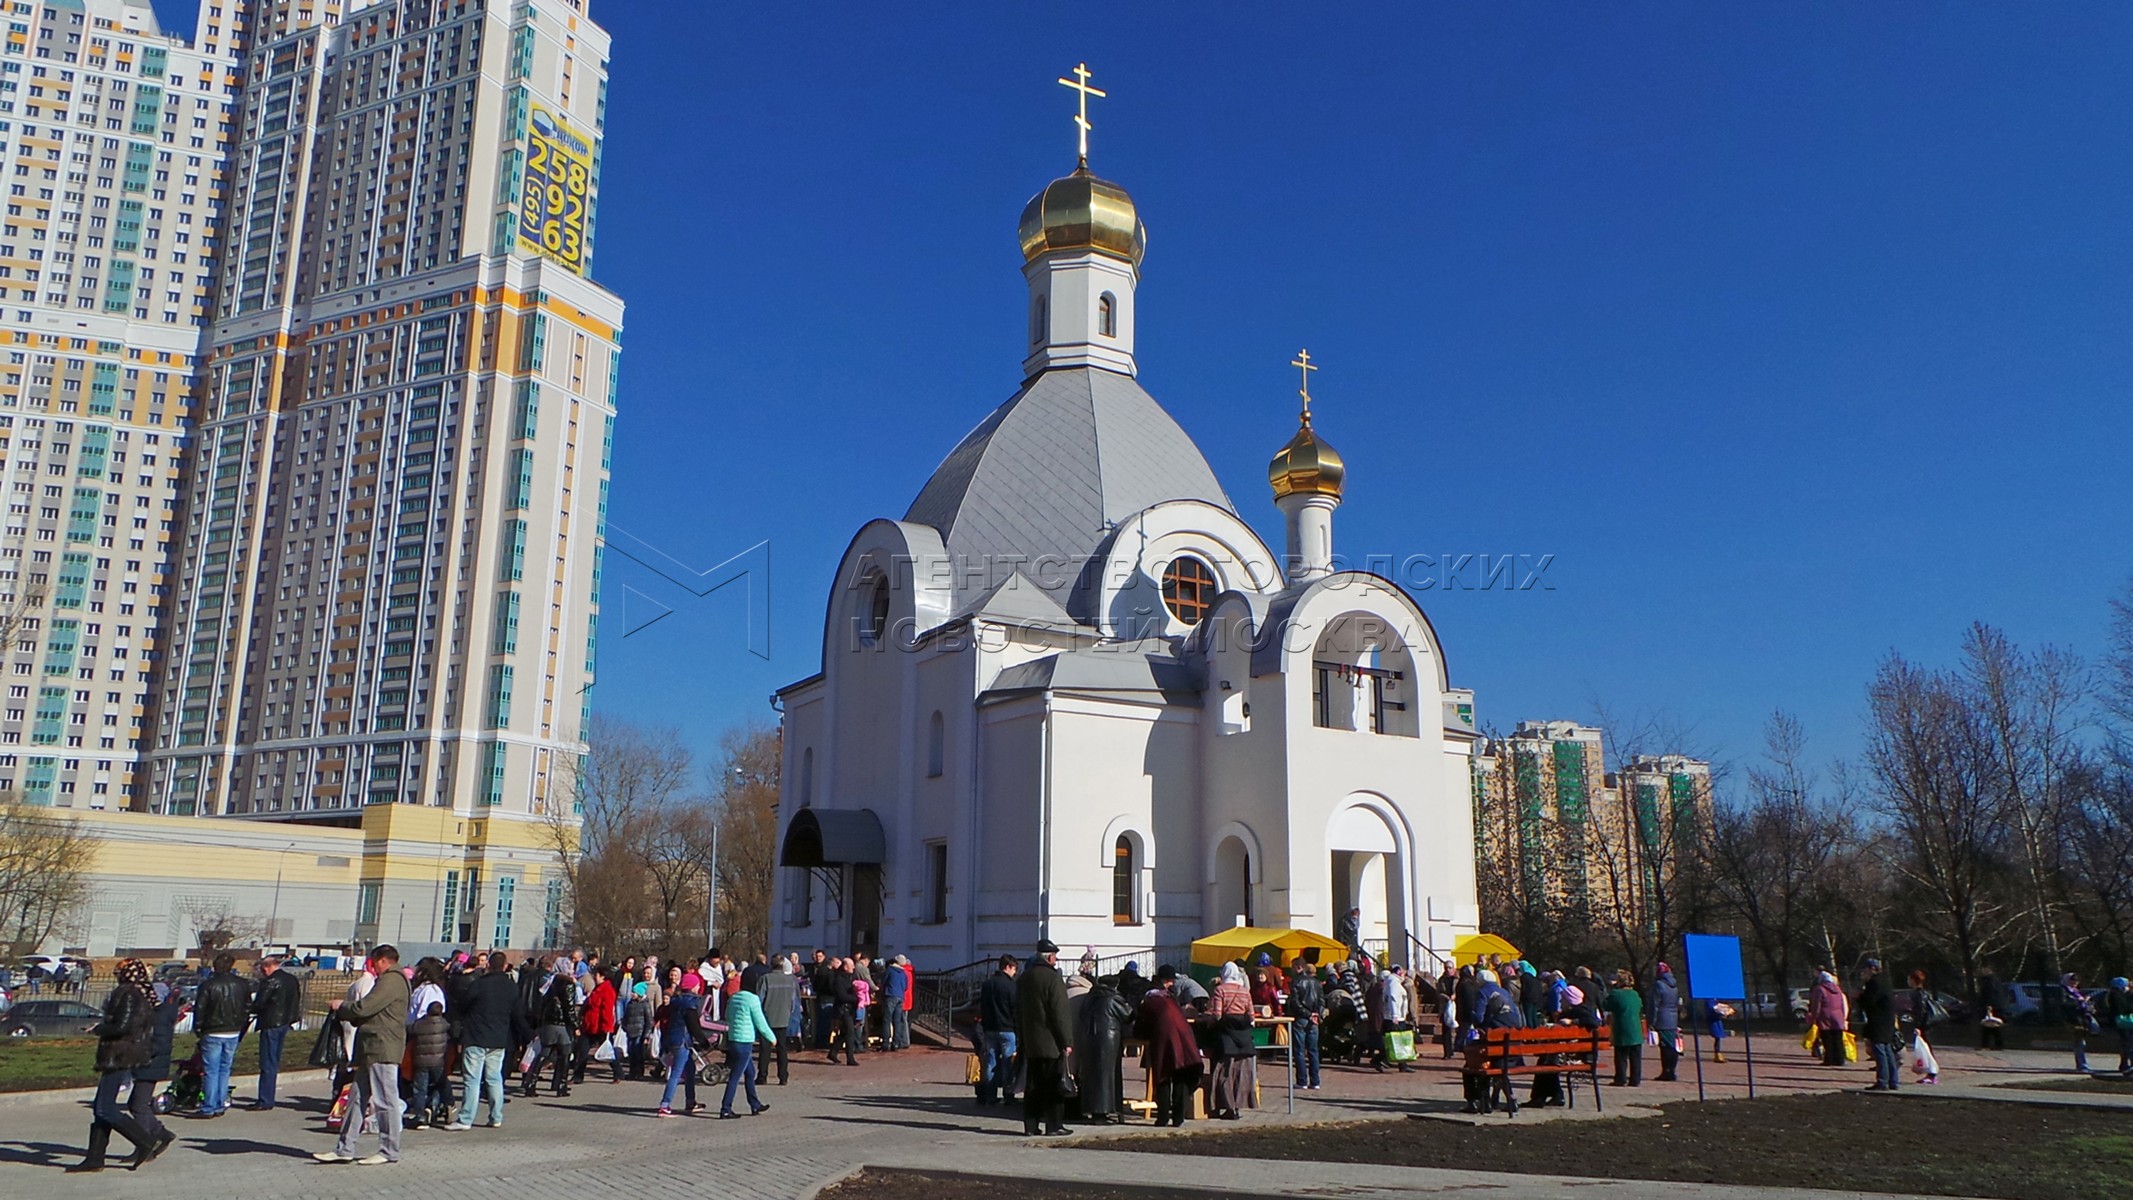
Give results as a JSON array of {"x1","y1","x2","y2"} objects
[
  {"x1": 1602, "y1": 969, "x2": 1645, "y2": 1088},
  {"x1": 719, "y1": 988, "x2": 772, "y2": 1119}
]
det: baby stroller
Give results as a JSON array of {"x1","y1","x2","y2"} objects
[
  {"x1": 694, "y1": 1021, "x2": 732, "y2": 1088},
  {"x1": 1322, "y1": 980, "x2": 1366, "y2": 1064},
  {"x1": 157, "y1": 1047, "x2": 206, "y2": 1115}
]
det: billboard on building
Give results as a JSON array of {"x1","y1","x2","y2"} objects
[{"x1": 519, "y1": 103, "x2": 594, "y2": 275}]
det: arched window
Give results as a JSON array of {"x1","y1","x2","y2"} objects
[
  {"x1": 1112, "y1": 833, "x2": 1140, "y2": 925},
  {"x1": 859, "y1": 573, "x2": 891, "y2": 645},
  {"x1": 1097, "y1": 292, "x2": 1116, "y2": 338},
  {"x1": 925, "y1": 711, "x2": 945, "y2": 778},
  {"x1": 1031, "y1": 294, "x2": 1047, "y2": 345},
  {"x1": 1160, "y1": 556, "x2": 1216, "y2": 625}
]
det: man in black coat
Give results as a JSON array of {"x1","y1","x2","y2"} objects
[
  {"x1": 1015, "y1": 939, "x2": 1073, "y2": 1136},
  {"x1": 444, "y1": 955, "x2": 527, "y2": 1129},
  {"x1": 1860, "y1": 958, "x2": 1900, "y2": 1092},
  {"x1": 249, "y1": 955, "x2": 303, "y2": 1110}
]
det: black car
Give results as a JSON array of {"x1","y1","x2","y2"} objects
[{"x1": 5, "y1": 998, "x2": 103, "y2": 1038}]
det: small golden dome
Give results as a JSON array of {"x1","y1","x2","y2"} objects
[
  {"x1": 1019, "y1": 166, "x2": 1146, "y2": 266},
  {"x1": 1269, "y1": 419, "x2": 1345, "y2": 501}
]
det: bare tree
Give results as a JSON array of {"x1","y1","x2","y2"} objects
[
  {"x1": 0, "y1": 802, "x2": 100, "y2": 959},
  {"x1": 1581, "y1": 703, "x2": 1716, "y2": 984},
  {"x1": 174, "y1": 896, "x2": 271, "y2": 952},
  {"x1": 1862, "y1": 653, "x2": 2020, "y2": 996},
  {"x1": 545, "y1": 716, "x2": 697, "y2": 955},
  {"x1": 1961, "y1": 623, "x2": 2085, "y2": 978},
  {"x1": 712, "y1": 725, "x2": 780, "y2": 958},
  {"x1": 1707, "y1": 712, "x2": 1859, "y2": 995},
  {"x1": 2102, "y1": 575, "x2": 2133, "y2": 736}
]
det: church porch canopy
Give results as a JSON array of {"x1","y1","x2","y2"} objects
[{"x1": 780, "y1": 808, "x2": 887, "y2": 868}]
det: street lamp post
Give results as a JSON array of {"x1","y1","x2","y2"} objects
[{"x1": 267, "y1": 842, "x2": 297, "y2": 953}]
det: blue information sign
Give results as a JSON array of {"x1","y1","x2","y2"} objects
[{"x1": 1682, "y1": 932, "x2": 1746, "y2": 1000}]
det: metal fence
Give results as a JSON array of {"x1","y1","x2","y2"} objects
[{"x1": 54, "y1": 972, "x2": 359, "y2": 1024}]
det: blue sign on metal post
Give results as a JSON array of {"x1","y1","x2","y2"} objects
[
  {"x1": 1682, "y1": 932, "x2": 1746, "y2": 999},
  {"x1": 1681, "y1": 932, "x2": 1754, "y2": 1101}
]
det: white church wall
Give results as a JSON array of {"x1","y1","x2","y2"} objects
[
  {"x1": 892, "y1": 642, "x2": 973, "y2": 960},
  {"x1": 971, "y1": 697, "x2": 1045, "y2": 956},
  {"x1": 1037, "y1": 696, "x2": 1199, "y2": 958}
]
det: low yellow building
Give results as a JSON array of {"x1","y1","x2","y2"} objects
[{"x1": 45, "y1": 804, "x2": 567, "y2": 959}]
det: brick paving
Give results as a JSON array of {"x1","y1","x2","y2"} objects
[{"x1": 0, "y1": 1035, "x2": 2084, "y2": 1199}]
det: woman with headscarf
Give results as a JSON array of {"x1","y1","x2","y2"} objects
[
  {"x1": 1204, "y1": 962, "x2": 1258, "y2": 1119},
  {"x1": 69, "y1": 958, "x2": 171, "y2": 1172},
  {"x1": 1135, "y1": 966, "x2": 1204, "y2": 1127}
]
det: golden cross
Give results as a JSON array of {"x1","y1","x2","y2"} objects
[
  {"x1": 1292, "y1": 348, "x2": 1319, "y2": 423},
  {"x1": 1057, "y1": 62, "x2": 1106, "y2": 165}
]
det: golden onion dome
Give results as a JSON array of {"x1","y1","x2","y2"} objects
[
  {"x1": 1019, "y1": 166, "x2": 1146, "y2": 266},
  {"x1": 1269, "y1": 417, "x2": 1346, "y2": 501}
]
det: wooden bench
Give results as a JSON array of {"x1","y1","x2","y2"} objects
[{"x1": 1461, "y1": 1025, "x2": 1606, "y2": 1117}]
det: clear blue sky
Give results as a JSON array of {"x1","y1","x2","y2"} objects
[{"x1": 167, "y1": 2, "x2": 2133, "y2": 776}]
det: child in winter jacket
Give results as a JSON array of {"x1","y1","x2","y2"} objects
[{"x1": 407, "y1": 1002, "x2": 452, "y2": 1126}]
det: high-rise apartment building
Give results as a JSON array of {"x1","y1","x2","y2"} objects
[
  {"x1": 131, "y1": 0, "x2": 619, "y2": 951},
  {"x1": 1473, "y1": 722, "x2": 1713, "y2": 931},
  {"x1": 0, "y1": 0, "x2": 246, "y2": 809}
]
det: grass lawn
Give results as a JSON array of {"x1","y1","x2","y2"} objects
[
  {"x1": 1090, "y1": 1092, "x2": 2133, "y2": 1200},
  {"x1": 0, "y1": 1035, "x2": 264, "y2": 1094},
  {"x1": 1998, "y1": 1074, "x2": 2133, "y2": 1095}
]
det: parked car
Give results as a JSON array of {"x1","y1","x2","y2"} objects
[
  {"x1": 2004, "y1": 981, "x2": 2068, "y2": 1025},
  {"x1": 0, "y1": 983, "x2": 11, "y2": 1015},
  {"x1": 5, "y1": 998, "x2": 103, "y2": 1038}
]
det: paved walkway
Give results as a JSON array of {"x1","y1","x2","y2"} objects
[{"x1": 0, "y1": 1035, "x2": 2091, "y2": 1199}]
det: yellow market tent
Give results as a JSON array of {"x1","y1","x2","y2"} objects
[
  {"x1": 1451, "y1": 932, "x2": 1521, "y2": 967},
  {"x1": 1190, "y1": 926, "x2": 1352, "y2": 969}
]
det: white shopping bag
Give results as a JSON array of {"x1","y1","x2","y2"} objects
[{"x1": 1910, "y1": 1035, "x2": 1940, "y2": 1079}]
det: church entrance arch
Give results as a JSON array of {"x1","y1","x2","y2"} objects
[{"x1": 1328, "y1": 800, "x2": 1407, "y2": 957}]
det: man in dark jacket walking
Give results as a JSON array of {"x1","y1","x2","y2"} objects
[
  {"x1": 249, "y1": 955, "x2": 303, "y2": 1110},
  {"x1": 977, "y1": 955, "x2": 1019, "y2": 1105},
  {"x1": 444, "y1": 955, "x2": 524, "y2": 1130},
  {"x1": 1860, "y1": 959, "x2": 1900, "y2": 1091},
  {"x1": 1016, "y1": 938, "x2": 1073, "y2": 1136},
  {"x1": 192, "y1": 952, "x2": 252, "y2": 1117},
  {"x1": 317, "y1": 945, "x2": 411, "y2": 1165}
]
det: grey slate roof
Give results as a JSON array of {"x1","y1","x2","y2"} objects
[
  {"x1": 905, "y1": 367, "x2": 1235, "y2": 614},
  {"x1": 987, "y1": 647, "x2": 1206, "y2": 698}
]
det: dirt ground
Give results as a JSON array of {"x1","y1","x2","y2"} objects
[
  {"x1": 1089, "y1": 1092, "x2": 2133, "y2": 1200},
  {"x1": 816, "y1": 1168, "x2": 1286, "y2": 1200},
  {"x1": 1999, "y1": 1074, "x2": 2133, "y2": 1094}
]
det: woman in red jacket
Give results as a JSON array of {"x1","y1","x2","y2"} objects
[{"x1": 577, "y1": 969, "x2": 623, "y2": 1085}]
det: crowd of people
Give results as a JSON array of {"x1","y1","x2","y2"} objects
[
  {"x1": 62, "y1": 936, "x2": 2133, "y2": 1172},
  {"x1": 65, "y1": 943, "x2": 920, "y2": 1171}
]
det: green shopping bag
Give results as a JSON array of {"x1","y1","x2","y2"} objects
[{"x1": 1384, "y1": 1029, "x2": 1417, "y2": 1063}]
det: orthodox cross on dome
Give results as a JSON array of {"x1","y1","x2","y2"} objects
[
  {"x1": 1292, "y1": 348, "x2": 1319, "y2": 425},
  {"x1": 1057, "y1": 62, "x2": 1106, "y2": 166}
]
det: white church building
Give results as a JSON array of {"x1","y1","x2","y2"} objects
[{"x1": 772, "y1": 143, "x2": 1483, "y2": 969}]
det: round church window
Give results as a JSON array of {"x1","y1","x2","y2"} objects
[{"x1": 1160, "y1": 556, "x2": 1216, "y2": 625}]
